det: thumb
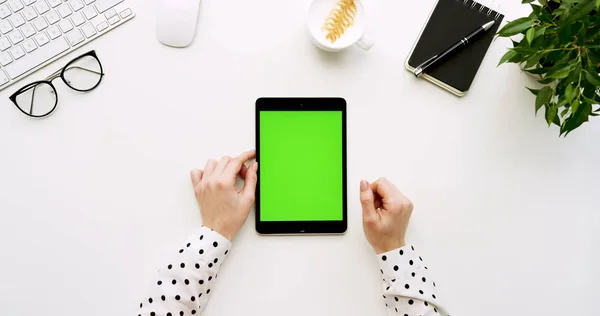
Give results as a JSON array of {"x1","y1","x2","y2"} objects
[
  {"x1": 190, "y1": 169, "x2": 203, "y2": 187},
  {"x1": 241, "y1": 162, "x2": 258, "y2": 200},
  {"x1": 360, "y1": 180, "x2": 377, "y2": 221}
]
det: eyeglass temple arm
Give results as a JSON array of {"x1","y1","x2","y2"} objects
[
  {"x1": 30, "y1": 84, "x2": 39, "y2": 115},
  {"x1": 44, "y1": 66, "x2": 104, "y2": 81},
  {"x1": 67, "y1": 66, "x2": 103, "y2": 76}
]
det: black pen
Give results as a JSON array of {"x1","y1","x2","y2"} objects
[{"x1": 413, "y1": 20, "x2": 495, "y2": 77}]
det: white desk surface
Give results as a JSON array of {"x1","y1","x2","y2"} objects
[{"x1": 1, "y1": 1, "x2": 598, "y2": 316}]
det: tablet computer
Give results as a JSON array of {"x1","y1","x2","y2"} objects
[{"x1": 255, "y1": 98, "x2": 347, "y2": 235}]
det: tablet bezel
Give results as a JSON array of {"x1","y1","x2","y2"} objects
[{"x1": 255, "y1": 97, "x2": 347, "y2": 235}]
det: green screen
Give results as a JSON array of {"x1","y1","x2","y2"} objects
[{"x1": 259, "y1": 111, "x2": 343, "y2": 221}]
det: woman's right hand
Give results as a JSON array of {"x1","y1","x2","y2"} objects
[{"x1": 359, "y1": 178, "x2": 413, "y2": 254}]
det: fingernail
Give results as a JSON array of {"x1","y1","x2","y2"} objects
[
  {"x1": 360, "y1": 180, "x2": 368, "y2": 192},
  {"x1": 253, "y1": 162, "x2": 258, "y2": 169}
]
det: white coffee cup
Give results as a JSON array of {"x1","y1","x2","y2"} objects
[{"x1": 307, "y1": 0, "x2": 373, "y2": 52}]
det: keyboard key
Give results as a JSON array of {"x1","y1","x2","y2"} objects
[
  {"x1": 46, "y1": 24, "x2": 60, "y2": 38},
  {"x1": 58, "y1": 19, "x2": 72, "y2": 33},
  {"x1": 23, "y1": 0, "x2": 35, "y2": 5},
  {"x1": 95, "y1": 0, "x2": 121, "y2": 13},
  {"x1": 82, "y1": 5, "x2": 96, "y2": 19},
  {"x1": 34, "y1": 31, "x2": 49, "y2": 46},
  {"x1": 104, "y1": 8, "x2": 115, "y2": 19},
  {"x1": 83, "y1": 0, "x2": 95, "y2": 4},
  {"x1": 34, "y1": 0, "x2": 49, "y2": 14},
  {"x1": 57, "y1": 4, "x2": 71, "y2": 18},
  {"x1": 47, "y1": 0, "x2": 60, "y2": 8},
  {"x1": 0, "y1": 52, "x2": 12, "y2": 66},
  {"x1": 120, "y1": 8, "x2": 132, "y2": 19},
  {"x1": 95, "y1": 20, "x2": 107, "y2": 32},
  {"x1": 108, "y1": 14, "x2": 119, "y2": 25},
  {"x1": 4, "y1": 37, "x2": 68, "y2": 79},
  {"x1": 21, "y1": 6, "x2": 36, "y2": 20},
  {"x1": 8, "y1": 0, "x2": 24, "y2": 12},
  {"x1": 70, "y1": 0, "x2": 84, "y2": 11},
  {"x1": 0, "y1": 37, "x2": 11, "y2": 51},
  {"x1": 8, "y1": 30, "x2": 23, "y2": 44},
  {"x1": 45, "y1": 10, "x2": 60, "y2": 24},
  {"x1": 33, "y1": 16, "x2": 48, "y2": 31},
  {"x1": 22, "y1": 38, "x2": 36, "y2": 52},
  {"x1": 81, "y1": 22, "x2": 95, "y2": 37},
  {"x1": 9, "y1": 44, "x2": 25, "y2": 59},
  {"x1": 20, "y1": 22, "x2": 35, "y2": 37},
  {"x1": 71, "y1": 12, "x2": 85, "y2": 26},
  {"x1": 0, "y1": 20, "x2": 13, "y2": 34},
  {"x1": 0, "y1": 70, "x2": 9, "y2": 86},
  {"x1": 9, "y1": 13, "x2": 26, "y2": 28},
  {"x1": 65, "y1": 28, "x2": 83, "y2": 46},
  {"x1": 0, "y1": 3, "x2": 11, "y2": 19}
]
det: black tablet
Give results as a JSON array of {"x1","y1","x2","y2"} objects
[{"x1": 255, "y1": 98, "x2": 347, "y2": 235}]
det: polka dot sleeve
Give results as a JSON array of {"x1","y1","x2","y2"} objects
[
  {"x1": 138, "y1": 227, "x2": 231, "y2": 316},
  {"x1": 378, "y1": 245, "x2": 450, "y2": 316}
]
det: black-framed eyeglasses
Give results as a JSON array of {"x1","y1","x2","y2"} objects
[{"x1": 9, "y1": 50, "x2": 104, "y2": 118}]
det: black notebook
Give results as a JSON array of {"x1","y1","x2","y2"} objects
[{"x1": 406, "y1": 0, "x2": 504, "y2": 96}]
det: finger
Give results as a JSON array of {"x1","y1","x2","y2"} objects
[
  {"x1": 225, "y1": 150, "x2": 256, "y2": 176},
  {"x1": 238, "y1": 163, "x2": 249, "y2": 179},
  {"x1": 371, "y1": 178, "x2": 400, "y2": 198},
  {"x1": 360, "y1": 180, "x2": 377, "y2": 222},
  {"x1": 372, "y1": 178, "x2": 404, "y2": 209},
  {"x1": 190, "y1": 169, "x2": 204, "y2": 187},
  {"x1": 370, "y1": 183, "x2": 383, "y2": 209},
  {"x1": 203, "y1": 159, "x2": 218, "y2": 178},
  {"x1": 241, "y1": 162, "x2": 258, "y2": 201},
  {"x1": 213, "y1": 156, "x2": 232, "y2": 175}
]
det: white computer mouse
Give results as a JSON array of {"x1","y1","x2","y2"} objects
[{"x1": 156, "y1": 0, "x2": 201, "y2": 48}]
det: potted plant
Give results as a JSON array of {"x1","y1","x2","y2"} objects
[{"x1": 497, "y1": 0, "x2": 600, "y2": 136}]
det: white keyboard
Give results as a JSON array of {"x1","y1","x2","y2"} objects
[{"x1": 0, "y1": 0, "x2": 134, "y2": 91}]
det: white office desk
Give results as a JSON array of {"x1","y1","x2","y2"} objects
[{"x1": 0, "y1": 1, "x2": 598, "y2": 316}]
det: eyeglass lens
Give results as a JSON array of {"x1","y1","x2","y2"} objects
[
  {"x1": 63, "y1": 55, "x2": 103, "y2": 91},
  {"x1": 15, "y1": 82, "x2": 57, "y2": 117}
]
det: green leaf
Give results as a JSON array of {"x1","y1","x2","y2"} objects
[
  {"x1": 511, "y1": 46, "x2": 539, "y2": 55},
  {"x1": 565, "y1": 83, "x2": 574, "y2": 103},
  {"x1": 569, "y1": 0, "x2": 597, "y2": 23},
  {"x1": 557, "y1": 98, "x2": 569, "y2": 109},
  {"x1": 498, "y1": 50, "x2": 518, "y2": 66},
  {"x1": 553, "y1": 111, "x2": 561, "y2": 127},
  {"x1": 546, "y1": 105, "x2": 558, "y2": 126},
  {"x1": 584, "y1": 71, "x2": 600, "y2": 87},
  {"x1": 498, "y1": 17, "x2": 535, "y2": 37},
  {"x1": 534, "y1": 26, "x2": 547, "y2": 39},
  {"x1": 571, "y1": 100, "x2": 580, "y2": 114},
  {"x1": 536, "y1": 86, "x2": 553, "y2": 114},
  {"x1": 521, "y1": 0, "x2": 534, "y2": 3},
  {"x1": 527, "y1": 87, "x2": 540, "y2": 95},
  {"x1": 526, "y1": 66, "x2": 554, "y2": 75},
  {"x1": 547, "y1": 66, "x2": 574, "y2": 79},
  {"x1": 597, "y1": 0, "x2": 600, "y2": 10},
  {"x1": 561, "y1": 103, "x2": 592, "y2": 136},
  {"x1": 524, "y1": 53, "x2": 543, "y2": 69},
  {"x1": 583, "y1": 95, "x2": 599, "y2": 107},
  {"x1": 526, "y1": 27, "x2": 536, "y2": 44},
  {"x1": 538, "y1": 77, "x2": 556, "y2": 84}
]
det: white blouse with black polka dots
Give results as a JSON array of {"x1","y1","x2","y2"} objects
[{"x1": 138, "y1": 227, "x2": 449, "y2": 316}]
